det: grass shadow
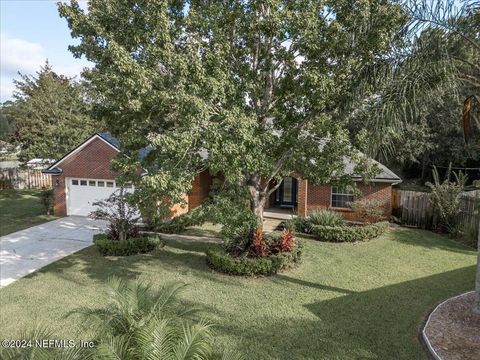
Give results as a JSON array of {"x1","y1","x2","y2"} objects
[
  {"x1": 24, "y1": 238, "x2": 241, "y2": 288},
  {"x1": 221, "y1": 266, "x2": 476, "y2": 360},
  {"x1": 273, "y1": 274, "x2": 357, "y2": 295}
]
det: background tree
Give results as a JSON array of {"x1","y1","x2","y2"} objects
[
  {"x1": 59, "y1": 0, "x2": 406, "y2": 228},
  {"x1": 404, "y1": 0, "x2": 480, "y2": 315},
  {"x1": 0, "y1": 101, "x2": 19, "y2": 142},
  {"x1": 12, "y1": 62, "x2": 97, "y2": 162},
  {"x1": 360, "y1": 0, "x2": 479, "y2": 315}
]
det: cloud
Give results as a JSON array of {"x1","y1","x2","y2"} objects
[
  {"x1": 0, "y1": 33, "x2": 92, "y2": 101},
  {"x1": 77, "y1": 0, "x2": 89, "y2": 12},
  {"x1": 54, "y1": 62, "x2": 88, "y2": 79},
  {"x1": 0, "y1": 78, "x2": 16, "y2": 103},
  {"x1": 0, "y1": 33, "x2": 46, "y2": 75}
]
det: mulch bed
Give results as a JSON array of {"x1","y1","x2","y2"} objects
[{"x1": 423, "y1": 291, "x2": 480, "y2": 360}]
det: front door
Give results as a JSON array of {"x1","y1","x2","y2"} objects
[{"x1": 274, "y1": 177, "x2": 297, "y2": 207}]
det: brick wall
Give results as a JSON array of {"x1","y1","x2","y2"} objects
[
  {"x1": 52, "y1": 136, "x2": 393, "y2": 223},
  {"x1": 188, "y1": 170, "x2": 213, "y2": 211},
  {"x1": 51, "y1": 135, "x2": 215, "y2": 218},
  {"x1": 169, "y1": 193, "x2": 189, "y2": 217},
  {"x1": 306, "y1": 182, "x2": 392, "y2": 222},
  {"x1": 52, "y1": 137, "x2": 120, "y2": 216}
]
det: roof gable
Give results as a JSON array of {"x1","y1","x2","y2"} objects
[{"x1": 43, "y1": 133, "x2": 120, "y2": 174}]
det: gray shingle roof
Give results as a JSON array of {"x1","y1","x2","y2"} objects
[
  {"x1": 98, "y1": 132, "x2": 120, "y2": 148},
  {"x1": 344, "y1": 156, "x2": 401, "y2": 182},
  {"x1": 45, "y1": 132, "x2": 401, "y2": 183}
]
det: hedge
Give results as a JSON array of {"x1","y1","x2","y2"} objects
[
  {"x1": 310, "y1": 221, "x2": 389, "y2": 242},
  {"x1": 205, "y1": 243, "x2": 302, "y2": 276},
  {"x1": 93, "y1": 233, "x2": 163, "y2": 256}
]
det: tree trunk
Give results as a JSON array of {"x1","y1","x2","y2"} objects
[
  {"x1": 474, "y1": 219, "x2": 480, "y2": 314},
  {"x1": 420, "y1": 152, "x2": 428, "y2": 184},
  {"x1": 248, "y1": 184, "x2": 266, "y2": 226}
]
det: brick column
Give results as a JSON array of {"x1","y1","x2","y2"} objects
[
  {"x1": 297, "y1": 178, "x2": 308, "y2": 217},
  {"x1": 53, "y1": 175, "x2": 67, "y2": 216}
]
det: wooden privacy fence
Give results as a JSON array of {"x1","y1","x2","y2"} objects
[
  {"x1": 0, "y1": 168, "x2": 52, "y2": 189},
  {"x1": 392, "y1": 189, "x2": 480, "y2": 237}
]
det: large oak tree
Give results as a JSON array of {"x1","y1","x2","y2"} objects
[{"x1": 59, "y1": 0, "x2": 406, "y2": 225}]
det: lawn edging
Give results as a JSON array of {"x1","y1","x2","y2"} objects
[{"x1": 421, "y1": 291, "x2": 477, "y2": 360}]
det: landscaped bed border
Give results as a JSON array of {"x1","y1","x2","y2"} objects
[
  {"x1": 205, "y1": 243, "x2": 303, "y2": 276},
  {"x1": 93, "y1": 233, "x2": 163, "y2": 256},
  {"x1": 421, "y1": 291, "x2": 480, "y2": 360}
]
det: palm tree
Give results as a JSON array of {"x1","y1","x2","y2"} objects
[{"x1": 405, "y1": 0, "x2": 480, "y2": 315}]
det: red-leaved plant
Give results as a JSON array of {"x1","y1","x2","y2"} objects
[
  {"x1": 250, "y1": 227, "x2": 269, "y2": 257},
  {"x1": 273, "y1": 229, "x2": 297, "y2": 252}
]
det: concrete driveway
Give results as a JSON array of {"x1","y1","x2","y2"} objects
[{"x1": 0, "y1": 216, "x2": 106, "y2": 288}]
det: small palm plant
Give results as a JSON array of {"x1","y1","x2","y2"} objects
[
  {"x1": 2, "y1": 277, "x2": 244, "y2": 360},
  {"x1": 73, "y1": 276, "x2": 241, "y2": 359}
]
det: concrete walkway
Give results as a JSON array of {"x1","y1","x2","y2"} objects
[{"x1": 0, "y1": 216, "x2": 106, "y2": 288}]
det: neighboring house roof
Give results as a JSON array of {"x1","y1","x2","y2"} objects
[{"x1": 43, "y1": 132, "x2": 401, "y2": 183}]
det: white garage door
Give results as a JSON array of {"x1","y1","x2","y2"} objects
[{"x1": 67, "y1": 178, "x2": 120, "y2": 216}]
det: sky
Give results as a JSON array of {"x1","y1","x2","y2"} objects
[{"x1": 0, "y1": 0, "x2": 90, "y2": 102}]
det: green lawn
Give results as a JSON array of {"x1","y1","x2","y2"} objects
[
  {"x1": 0, "y1": 189, "x2": 56, "y2": 236},
  {"x1": 0, "y1": 227, "x2": 476, "y2": 359}
]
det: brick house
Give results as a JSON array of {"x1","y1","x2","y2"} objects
[{"x1": 43, "y1": 132, "x2": 401, "y2": 221}]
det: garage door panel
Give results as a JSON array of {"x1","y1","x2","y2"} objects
[{"x1": 67, "y1": 178, "x2": 118, "y2": 216}]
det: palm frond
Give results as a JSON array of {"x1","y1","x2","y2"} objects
[
  {"x1": 172, "y1": 321, "x2": 214, "y2": 360},
  {"x1": 219, "y1": 350, "x2": 247, "y2": 360},
  {"x1": 136, "y1": 317, "x2": 178, "y2": 360},
  {"x1": 151, "y1": 282, "x2": 190, "y2": 317},
  {"x1": 95, "y1": 334, "x2": 132, "y2": 360},
  {"x1": 47, "y1": 346, "x2": 95, "y2": 360}
]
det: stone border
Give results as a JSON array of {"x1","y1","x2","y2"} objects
[{"x1": 421, "y1": 291, "x2": 475, "y2": 360}]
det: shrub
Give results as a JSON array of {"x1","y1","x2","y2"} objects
[
  {"x1": 426, "y1": 166, "x2": 467, "y2": 235},
  {"x1": 206, "y1": 242, "x2": 303, "y2": 276},
  {"x1": 90, "y1": 188, "x2": 140, "y2": 241},
  {"x1": 284, "y1": 216, "x2": 312, "y2": 234},
  {"x1": 308, "y1": 210, "x2": 345, "y2": 227},
  {"x1": 271, "y1": 229, "x2": 297, "y2": 252},
  {"x1": 154, "y1": 205, "x2": 208, "y2": 234},
  {"x1": 348, "y1": 199, "x2": 387, "y2": 223},
  {"x1": 93, "y1": 233, "x2": 163, "y2": 256},
  {"x1": 39, "y1": 188, "x2": 53, "y2": 215},
  {"x1": 249, "y1": 227, "x2": 269, "y2": 257},
  {"x1": 311, "y1": 221, "x2": 389, "y2": 242}
]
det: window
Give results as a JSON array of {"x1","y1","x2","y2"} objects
[
  {"x1": 124, "y1": 183, "x2": 133, "y2": 189},
  {"x1": 72, "y1": 179, "x2": 79, "y2": 185},
  {"x1": 97, "y1": 181, "x2": 105, "y2": 187},
  {"x1": 89, "y1": 180, "x2": 96, "y2": 186},
  {"x1": 331, "y1": 186, "x2": 354, "y2": 208},
  {"x1": 106, "y1": 181, "x2": 114, "y2": 188},
  {"x1": 80, "y1": 180, "x2": 87, "y2": 186}
]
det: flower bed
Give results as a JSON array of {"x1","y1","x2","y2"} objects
[
  {"x1": 93, "y1": 233, "x2": 163, "y2": 256},
  {"x1": 206, "y1": 242, "x2": 302, "y2": 276},
  {"x1": 310, "y1": 221, "x2": 389, "y2": 242}
]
